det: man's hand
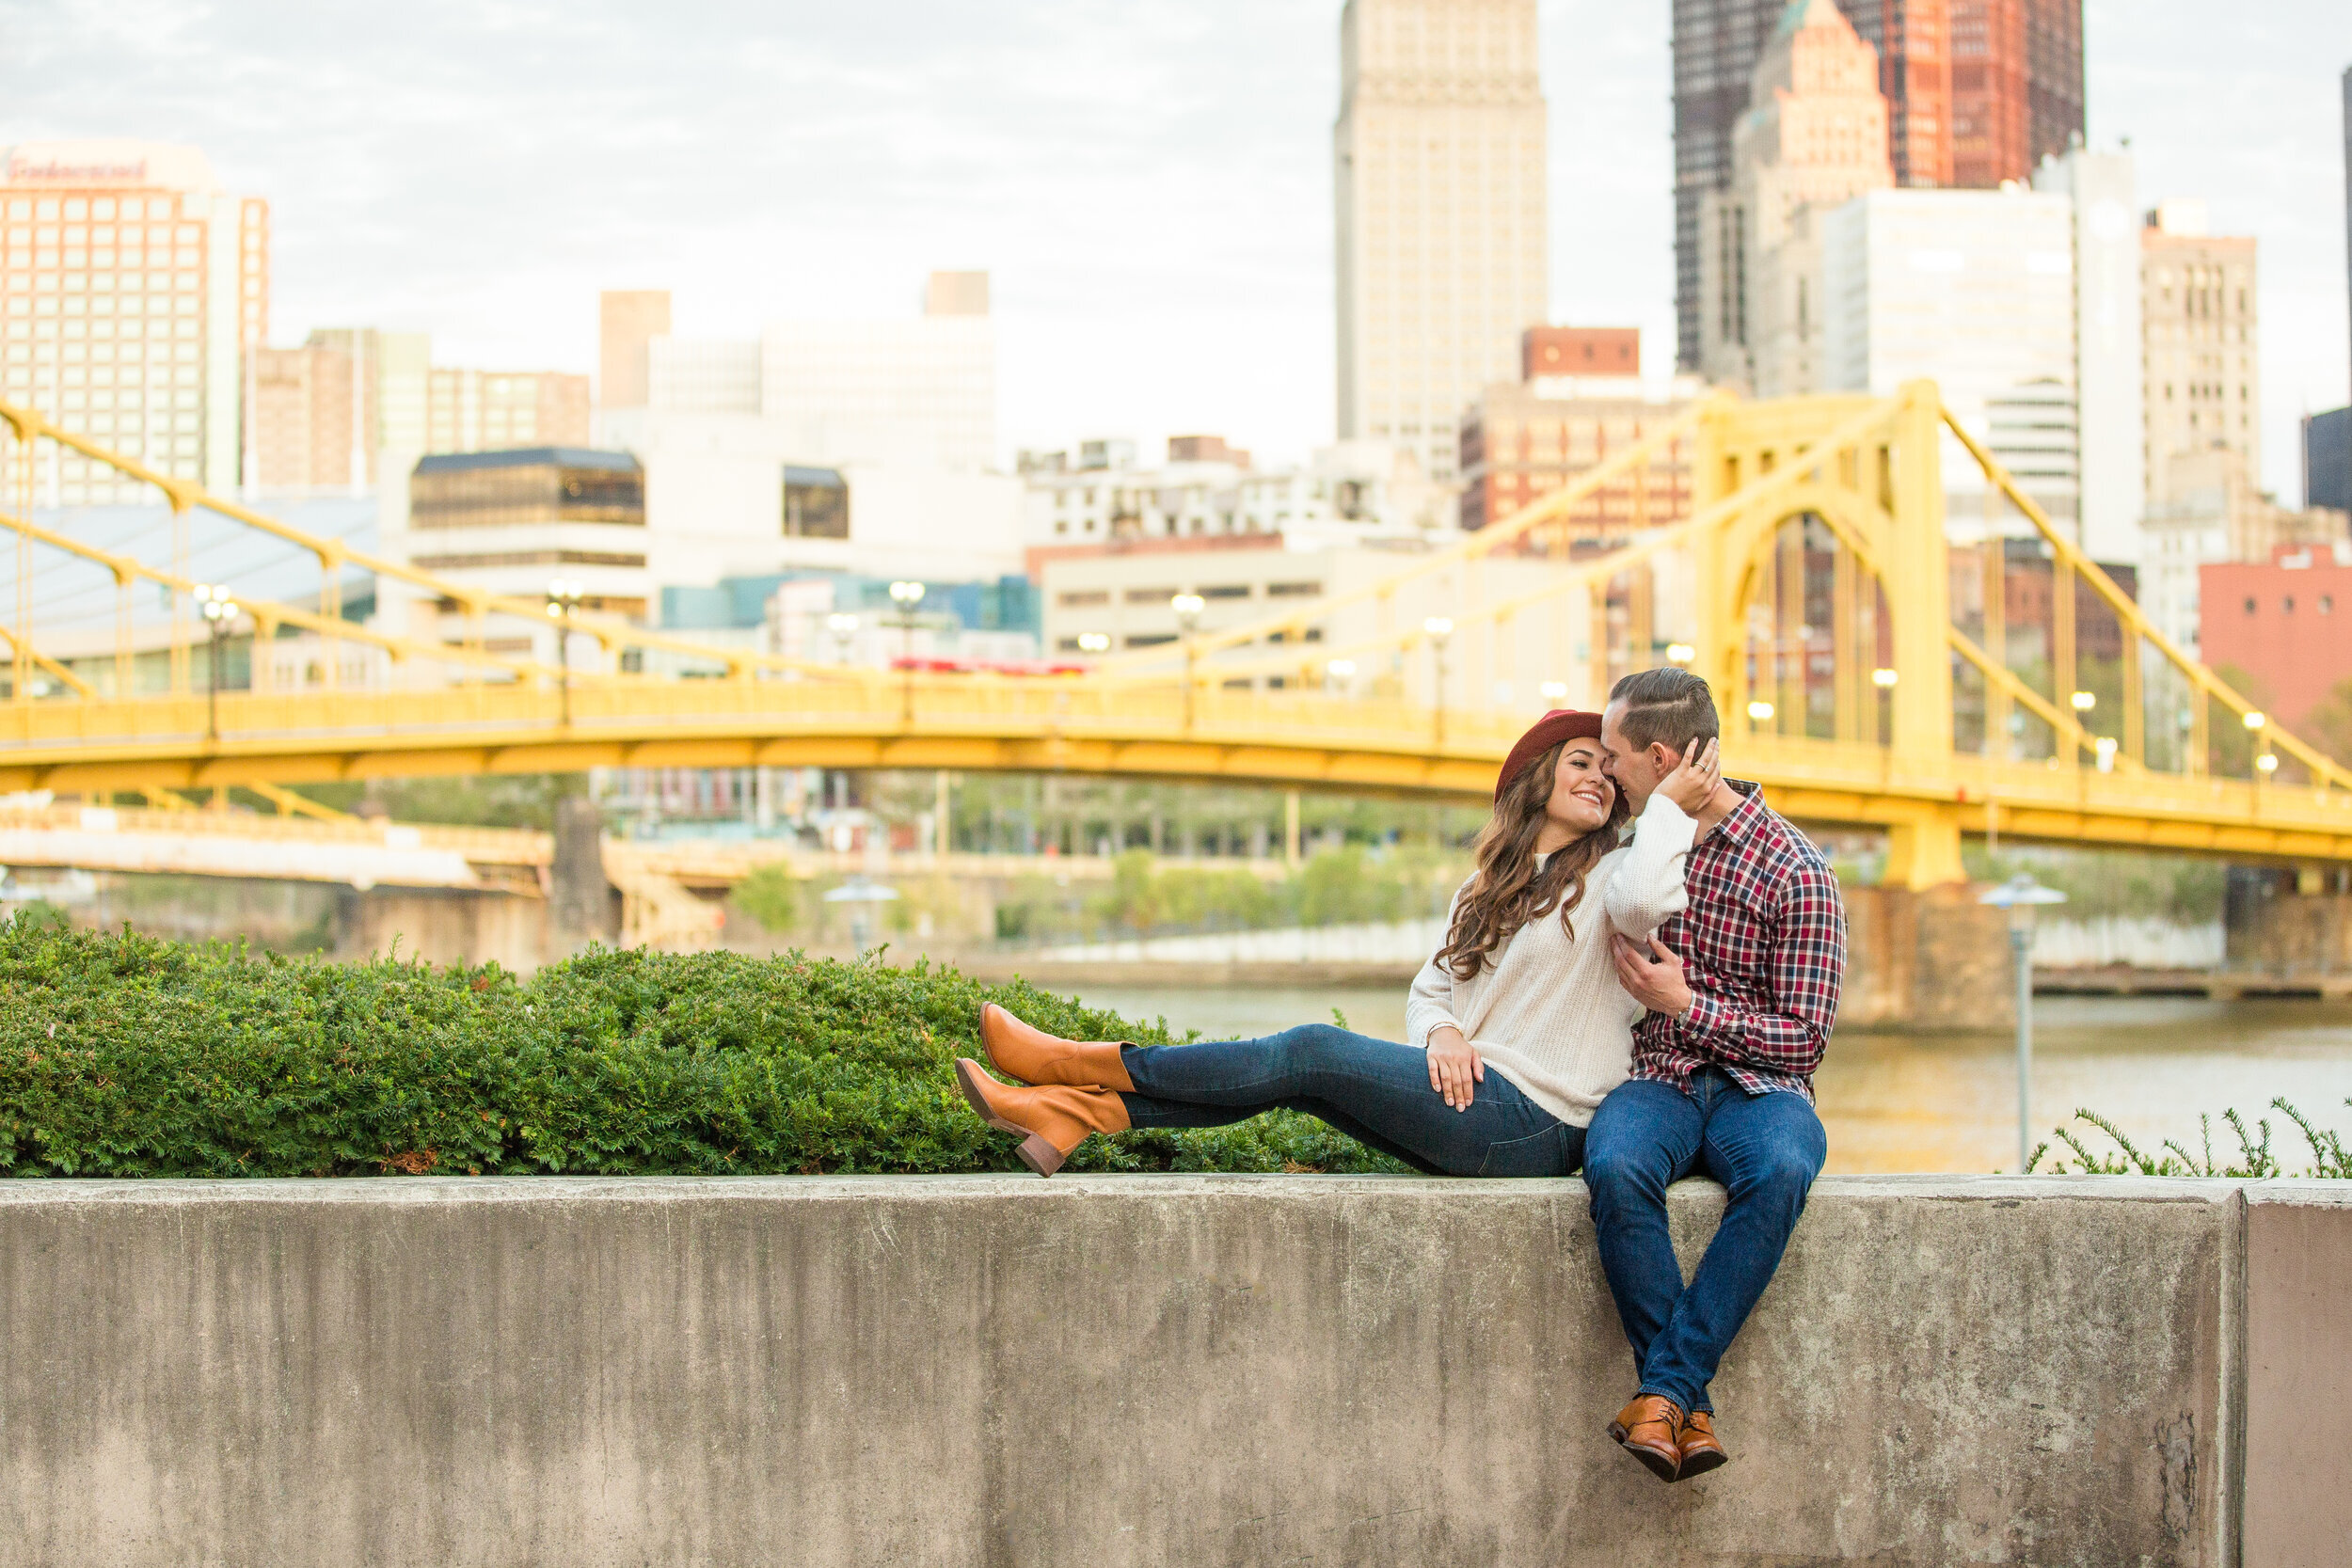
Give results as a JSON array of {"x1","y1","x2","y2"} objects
[
  {"x1": 1613, "y1": 934, "x2": 1695, "y2": 1018},
  {"x1": 1657, "y1": 736, "x2": 1722, "y2": 816},
  {"x1": 1425, "y1": 1024, "x2": 1485, "y2": 1111}
]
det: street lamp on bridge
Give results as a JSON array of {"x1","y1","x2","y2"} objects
[
  {"x1": 889, "y1": 580, "x2": 926, "y2": 723},
  {"x1": 196, "y1": 583, "x2": 238, "y2": 743},
  {"x1": 1170, "y1": 592, "x2": 1205, "y2": 732},
  {"x1": 1422, "y1": 617, "x2": 1454, "y2": 748},
  {"x1": 545, "y1": 579, "x2": 583, "y2": 728},
  {"x1": 826, "y1": 611, "x2": 860, "y2": 666}
]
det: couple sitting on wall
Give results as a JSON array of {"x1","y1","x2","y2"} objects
[{"x1": 952, "y1": 666, "x2": 1850, "y2": 1484}]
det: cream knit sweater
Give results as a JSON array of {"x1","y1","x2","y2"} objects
[{"x1": 1404, "y1": 793, "x2": 1697, "y2": 1127}]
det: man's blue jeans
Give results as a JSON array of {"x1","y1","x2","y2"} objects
[
  {"x1": 1117, "y1": 1023, "x2": 1585, "y2": 1178},
  {"x1": 1583, "y1": 1068, "x2": 1826, "y2": 1416}
]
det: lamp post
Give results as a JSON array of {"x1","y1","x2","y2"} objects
[
  {"x1": 1746, "y1": 699, "x2": 1775, "y2": 731},
  {"x1": 196, "y1": 583, "x2": 238, "y2": 743},
  {"x1": 1170, "y1": 592, "x2": 1205, "y2": 731},
  {"x1": 1423, "y1": 616, "x2": 1454, "y2": 747},
  {"x1": 888, "y1": 580, "x2": 926, "y2": 723},
  {"x1": 826, "y1": 611, "x2": 860, "y2": 667},
  {"x1": 1076, "y1": 631, "x2": 1110, "y2": 657},
  {"x1": 1326, "y1": 657, "x2": 1357, "y2": 696},
  {"x1": 1979, "y1": 873, "x2": 2068, "y2": 1170},
  {"x1": 545, "y1": 578, "x2": 583, "y2": 727},
  {"x1": 1539, "y1": 679, "x2": 1569, "y2": 707}
]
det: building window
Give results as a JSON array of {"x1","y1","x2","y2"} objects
[
  {"x1": 2283, "y1": 596, "x2": 2296, "y2": 614},
  {"x1": 2323, "y1": 595, "x2": 2334, "y2": 615},
  {"x1": 1056, "y1": 590, "x2": 1109, "y2": 608},
  {"x1": 782, "y1": 466, "x2": 849, "y2": 538},
  {"x1": 2244, "y1": 596, "x2": 2257, "y2": 615},
  {"x1": 1200, "y1": 584, "x2": 1251, "y2": 599}
]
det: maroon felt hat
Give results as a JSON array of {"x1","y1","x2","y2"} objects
[{"x1": 1495, "y1": 708, "x2": 1605, "y2": 801}]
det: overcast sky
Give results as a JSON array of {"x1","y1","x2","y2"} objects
[{"x1": 3, "y1": 1, "x2": 2347, "y2": 499}]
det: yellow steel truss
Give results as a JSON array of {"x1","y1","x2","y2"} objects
[{"x1": 1, "y1": 387, "x2": 2340, "y2": 887}]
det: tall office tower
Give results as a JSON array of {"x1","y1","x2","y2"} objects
[
  {"x1": 2022, "y1": 0, "x2": 2085, "y2": 171},
  {"x1": 0, "y1": 140, "x2": 267, "y2": 502},
  {"x1": 1675, "y1": 0, "x2": 1933, "y2": 372},
  {"x1": 1335, "y1": 0, "x2": 1548, "y2": 484},
  {"x1": 1699, "y1": 0, "x2": 1893, "y2": 395},
  {"x1": 1672, "y1": 1, "x2": 2084, "y2": 366},
  {"x1": 1949, "y1": 0, "x2": 2026, "y2": 189},
  {"x1": 2140, "y1": 200, "x2": 2259, "y2": 510},
  {"x1": 1948, "y1": 0, "x2": 2080, "y2": 188},
  {"x1": 598, "y1": 291, "x2": 672, "y2": 411}
]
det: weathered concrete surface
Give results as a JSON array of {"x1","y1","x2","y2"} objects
[
  {"x1": 2244, "y1": 1180, "x2": 2352, "y2": 1568},
  {"x1": 0, "y1": 1175, "x2": 2247, "y2": 1567}
]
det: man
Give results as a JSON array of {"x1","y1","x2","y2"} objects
[{"x1": 1590, "y1": 666, "x2": 1845, "y2": 1483}]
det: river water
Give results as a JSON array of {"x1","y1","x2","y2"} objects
[{"x1": 1065, "y1": 984, "x2": 2352, "y2": 1175}]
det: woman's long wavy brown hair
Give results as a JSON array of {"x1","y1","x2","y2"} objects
[{"x1": 1434, "y1": 739, "x2": 1628, "y2": 981}]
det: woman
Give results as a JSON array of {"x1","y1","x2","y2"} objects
[{"x1": 951, "y1": 708, "x2": 1719, "y2": 1177}]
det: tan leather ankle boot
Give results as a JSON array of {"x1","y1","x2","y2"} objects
[
  {"x1": 1675, "y1": 1409, "x2": 1728, "y2": 1480},
  {"x1": 978, "y1": 1003, "x2": 1136, "y2": 1091},
  {"x1": 953, "y1": 1058, "x2": 1132, "y2": 1176},
  {"x1": 1608, "y1": 1394, "x2": 1685, "y2": 1482}
]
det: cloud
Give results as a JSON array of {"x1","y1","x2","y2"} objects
[{"x1": 3, "y1": 0, "x2": 2345, "y2": 488}]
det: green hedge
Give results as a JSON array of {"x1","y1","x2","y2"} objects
[{"x1": 0, "y1": 918, "x2": 1406, "y2": 1179}]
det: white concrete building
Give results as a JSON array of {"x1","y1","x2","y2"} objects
[
  {"x1": 2032, "y1": 147, "x2": 2144, "y2": 563},
  {"x1": 1021, "y1": 440, "x2": 1451, "y2": 551},
  {"x1": 1333, "y1": 0, "x2": 1549, "y2": 485},
  {"x1": 622, "y1": 272, "x2": 997, "y2": 474},
  {"x1": 1819, "y1": 186, "x2": 2079, "y2": 536},
  {"x1": 0, "y1": 139, "x2": 267, "y2": 502}
]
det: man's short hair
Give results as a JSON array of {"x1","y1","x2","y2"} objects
[{"x1": 1609, "y1": 667, "x2": 1721, "y2": 755}]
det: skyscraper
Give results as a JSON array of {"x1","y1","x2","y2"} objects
[
  {"x1": 1672, "y1": 0, "x2": 2083, "y2": 368},
  {"x1": 2140, "y1": 200, "x2": 2259, "y2": 511},
  {"x1": 0, "y1": 140, "x2": 267, "y2": 502},
  {"x1": 1334, "y1": 0, "x2": 1549, "y2": 485},
  {"x1": 1699, "y1": 0, "x2": 1893, "y2": 396}
]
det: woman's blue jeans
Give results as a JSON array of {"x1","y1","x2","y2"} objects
[{"x1": 1118, "y1": 1022, "x2": 1584, "y2": 1178}]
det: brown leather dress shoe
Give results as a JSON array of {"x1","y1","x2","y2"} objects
[
  {"x1": 1608, "y1": 1394, "x2": 1684, "y2": 1482},
  {"x1": 953, "y1": 1058, "x2": 1132, "y2": 1176},
  {"x1": 1675, "y1": 1409, "x2": 1728, "y2": 1480},
  {"x1": 978, "y1": 1003, "x2": 1136, "y2": 1090}
]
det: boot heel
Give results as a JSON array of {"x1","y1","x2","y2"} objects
[{"x1": 1016, "y1": 1133, "x2": 1066, "y2": 1177}]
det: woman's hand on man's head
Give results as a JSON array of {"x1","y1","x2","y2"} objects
[{"x1": 1658, "y1": 736, "x2": 1722, "y2": 816}]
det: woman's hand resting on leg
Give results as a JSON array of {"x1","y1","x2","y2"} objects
[{"x1": 1425, "y1": 1024, "x2": 1485, "y2": 1111}]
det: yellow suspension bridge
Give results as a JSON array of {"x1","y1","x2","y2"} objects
[{"x1": 6, "y1": 383, "x2": 2349, "y2": 890}]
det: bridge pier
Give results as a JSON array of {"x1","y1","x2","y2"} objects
[
  {"x1": 1839, "y1": 880, "x2": 2012, "y2": 1030},
  {"x1": 333, "y1": 888, "x2": 548, "y2": 974},
  {"x1": 2219, "y1": 865, "x2": 2352, "y2": 986}
]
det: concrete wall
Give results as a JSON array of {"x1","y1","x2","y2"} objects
[{"x1": 5, "y1": 1174, "x2": 2331, "y2": 1566}]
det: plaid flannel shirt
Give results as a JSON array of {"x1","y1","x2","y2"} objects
[{"x1": 1629, "y1": 780, "x2": 1846, "y2": 1101}]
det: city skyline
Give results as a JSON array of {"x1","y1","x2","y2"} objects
[{"x1": 2, "y1": 1, "x2": 2346, "y2": 499}]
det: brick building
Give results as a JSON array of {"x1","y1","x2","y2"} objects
[
  {"x1": 1458, "y1": 328, "x2": 1703, "y2": 534},
  {"x1": 2199, "y1": 546, "x2": 2352, "y2": 729}
]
